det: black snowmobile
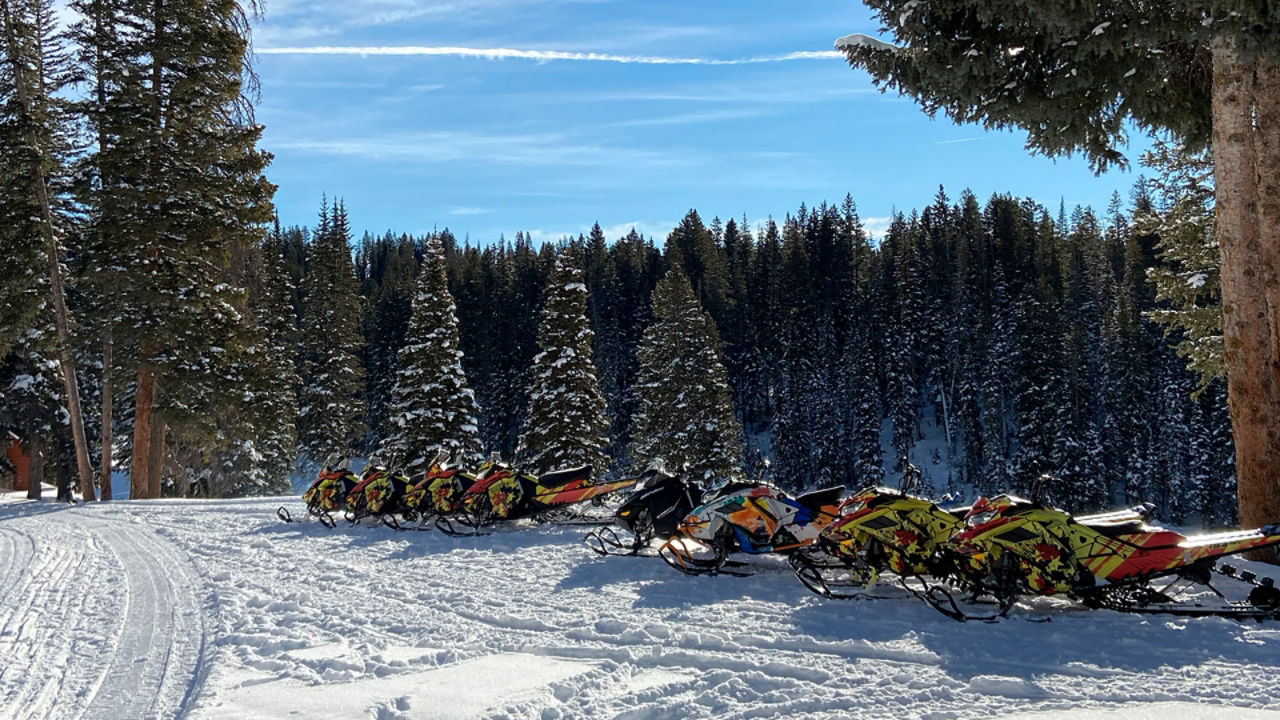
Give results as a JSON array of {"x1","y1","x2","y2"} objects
[{"x1": 583, "y1": 460, "x2": 702, "y2": 556}]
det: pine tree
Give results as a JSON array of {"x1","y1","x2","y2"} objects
[
  {"x1": 518, "y1": 251, "x2": 610, "y2": 475},
  {"x1": 237, "y1": 232, "x2": 300, "y2": 493},
  {"x1": 632, "y1": 266, "x2": 744, "y2": 483},
  {"x1": 381, "y1": 234, "x2": 481, "y2": 471},
  {"x1": 297, "y1": 199, "x2": 366, "y2": 466},
  {"x1": 0, "y1": 0, "x2": 96, "y2": 499},
  {"x1": 1139, "y1": 141, "x2": 1223, "y2": 391}
]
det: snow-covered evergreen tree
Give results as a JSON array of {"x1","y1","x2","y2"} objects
[
  {"x1": 518, "y1": 251, "x2": 610, "y2": 475},
  {"x1": 381, "y1": 234, "x2": 481, "y2": 471},
  {"x1": 297, "y1": 200, "x2": 366, "y2": 467},
  {"x1": 631, "y1": 266, "x2": 743, "y2": 483},
  {"x1": 1138, "y1": 141, "x2": 1222, "y2": 391}
]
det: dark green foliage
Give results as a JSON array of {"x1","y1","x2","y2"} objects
[
  {"x1": 380, "y1": 234, "x2": 481, "y2": 471},
  {"x1": 296, "y1": 200, "x2": 366, "y2": 466},
  {"x1": 632, "y1": 267, "x2": 744, "y2": 483},
  {"x1": 518, "y1": 251, "x2": 610, "y2": 475}
]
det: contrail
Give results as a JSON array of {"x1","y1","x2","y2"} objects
[{"x1": 256, "y1": 45, "x2": 844, "y2": 65}]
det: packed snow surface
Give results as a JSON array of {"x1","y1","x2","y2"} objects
[{"x1": 3, "y1": 493, "x2": 1280, "y2": 719}]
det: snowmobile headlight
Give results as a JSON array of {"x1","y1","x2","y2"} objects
[
  {"x1": 619, "y1": 509, "x2": 631, "y2": 517},
  {"x1": 966, "y1": 510, "x2": 997, "y2": 528}
]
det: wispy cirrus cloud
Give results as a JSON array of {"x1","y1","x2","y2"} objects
[
  {"x1": 449, "y1": 206, "x2": 490, "y2": 216},
  {"x1": 256, "y1": 45, "x2": 844, "y2": 65},
  {"x1": 269, "y1": 130, "x2": 696, "y2": 169}
]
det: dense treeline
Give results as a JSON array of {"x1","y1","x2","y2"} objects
[{"x1": 273, "y1": 186, "x2": 1233, "y2": 525}]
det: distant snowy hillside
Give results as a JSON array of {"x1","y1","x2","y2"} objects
[{"x1": 2, "y1": 494, "x2": 1280, "y2": 719}]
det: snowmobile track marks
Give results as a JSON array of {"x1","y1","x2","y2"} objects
[{"x1": 0, "y1": 505, "x2": 209, "y2": 720}]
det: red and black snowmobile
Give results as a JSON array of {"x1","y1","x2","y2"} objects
[{"x1": 583, "y1": 460, "x2": 703, "y2": 556}]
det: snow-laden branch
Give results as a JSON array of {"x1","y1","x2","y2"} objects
[{"x1": 835, "y1": 34, "x2": 900, "y2": 53}]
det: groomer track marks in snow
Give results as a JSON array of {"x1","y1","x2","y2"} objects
[{"x1": 0, "y1": 497, "x2": 208, "y2": 720}]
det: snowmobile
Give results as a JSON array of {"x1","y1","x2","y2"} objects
[
  {"x1": 343, "y1": 458, "x2": 403, "y2": 523},
  {"x1": 399, "y1": 450, "x2": 474, "y2": 526},
  {"x1": 277, "y1": 457, "x2": 361, "y2": 528},
  {"x1": 583, "y1": 460, "x2": 703, "y2": 556},
  {"x1": 789, "y1": 485, "x2": 972, "y2": 599},
  {"x1": 348, "y1": 459, "x2": 415, "y2": 529},
  {"x1": 933, "y1": 487, "x2": 1280, "y2": 621},
  {"x1": 438, "y1": 455, "x2": 638, "y2": 536},
  {"x1": 658, "y1": 480, "x2": 845, "y2": 576},
  {"x1": 792, "y1": 469, "x2": 1157, "y2": 603}
]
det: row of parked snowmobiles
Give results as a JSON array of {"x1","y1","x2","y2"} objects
[
  {"x1": 583, "y1": 466, "x2": 1280, "y2": 622},
  {"x1": 278, "y1": 451, "x2": 637, "y2": 535},
  {"x1": 281, "y1": 454, "x2": 1280, "y2": 622}
]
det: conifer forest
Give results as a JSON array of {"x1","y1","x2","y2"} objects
[{"x1": 0, "y1": 0, "x2": 1252, "y2": 530}]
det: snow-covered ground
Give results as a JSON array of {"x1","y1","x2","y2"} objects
[{"x1": 3, "y1": 492, "x2": 1280, "y2": 720}]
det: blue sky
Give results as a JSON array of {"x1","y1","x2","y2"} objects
[{"x1": 252, "y1": 0, "x2": 1151, "y2": 244}]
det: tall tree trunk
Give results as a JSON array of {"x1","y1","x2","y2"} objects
[
  {"x1": 1211, "y1": 39, "x2": 1280, "y2": 553},
  {"x1": 0, "y1": 0, "x2": 96, "y2": 502},
  {"x1": 1255, "y1": 55, "x2": 1280, "y2": 458},
  {"x1": 131, "y1": 357, "x2": 157, "y2": 498},
  {"x1": 131, "y1": 0, "x2": 166, "y2": 500},
  {"x1": 26, "y1": 433, "x2": 42, "y2": 501},
  {"x1": 100, "y1": 329, "x2": 113, "y2": 501},
  {"x1": 147, "y1": 413, "x2": 165, "y2": 498}
]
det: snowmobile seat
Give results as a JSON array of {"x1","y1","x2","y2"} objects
[
  {"x1": 1084, "y1": 519, "x2": 1147, "y2": 538},
  {"x1": 538, "y1": 465, "x2": 591, "y2": 488},
  {"x1": 796, "y1": 486, "x2": 845, "y2": 514}
]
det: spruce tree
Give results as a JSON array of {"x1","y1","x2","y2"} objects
[
  {"x1": 518, "y1": 251, "x2": 610, "y2": 475},
  {"x1": 297, "y1": 200, "x2": 366, "y2": 467},
  {"x1": 381, "y1": 234, "x2": 482, "y2": 471},
  {"x1": 631, "y1": 266, "x2": 744, "y2": 483},
  {"x1": 1139, "y1": 141, "x2": 1223, "y2": 391},
  {"x1": 1, "y1": 0, "x2": 96, "y2": 499}
]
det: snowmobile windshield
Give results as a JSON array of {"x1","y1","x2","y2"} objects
[{"x1": 702, "y1": 480, "x2": 756, "y2": 503}]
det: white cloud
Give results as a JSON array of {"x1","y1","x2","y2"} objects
[
  {"x1": 863, "y1": 216, "x2": 892, "y2": 238},
  {"x1": 268, "y1": 130, "x2": 693, "y2": 169},
  {"x1": 449, "y1": 206, "x2": 490, "y2": 215},
  {"x1": 256, "y1": 45, "x2": 845, "y2": 66}
]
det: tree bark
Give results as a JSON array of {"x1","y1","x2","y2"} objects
[
  {"x1": 26, "y1": 434, "x2": 42, "y2": 501},
  {"x1": 1254, "y1": 55, "x2": 1280, "y2": 458},
  {"x1": 100, "y1": 329, "x2": 113, "y2": 501},
  {"x1": 1211, "y1": 39, "x2": 1280, "y2": 553},
  {"x1": 0, "y1": 0, "x2": 96, "y2": 502},
  {"x1": 131, "y1": 358, "x2": 157, "y2": 499},
  {"x1": 147, "y1": 412, "x2": 165, "y2": 498}
]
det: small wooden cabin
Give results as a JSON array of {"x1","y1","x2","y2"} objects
[{"x1": 2, "y1": 431, "x2": 30, "y2": 492}]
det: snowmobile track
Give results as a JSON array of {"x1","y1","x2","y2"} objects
[{"x1": 0, "y1": 505, "x2": 209, "y2": 720}]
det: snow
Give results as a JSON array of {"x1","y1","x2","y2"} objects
[
  {"x1": 834, "y1": 34, "x2": 899, "y2": 53},
  {"x1": 3, "y1": 492, "x2": 1280, "y2": 719}
]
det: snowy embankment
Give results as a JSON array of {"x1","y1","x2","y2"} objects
[{"x1": 2, "y1": 494, "x2": 1280, "y2": 719}]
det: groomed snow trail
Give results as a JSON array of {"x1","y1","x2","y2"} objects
[
  {"x1": 5, "y1": 495, "x2": 1280, "y2": 719},
  {"x1": 0, "y1": 498, "x2": 207, "y2": 720}
]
